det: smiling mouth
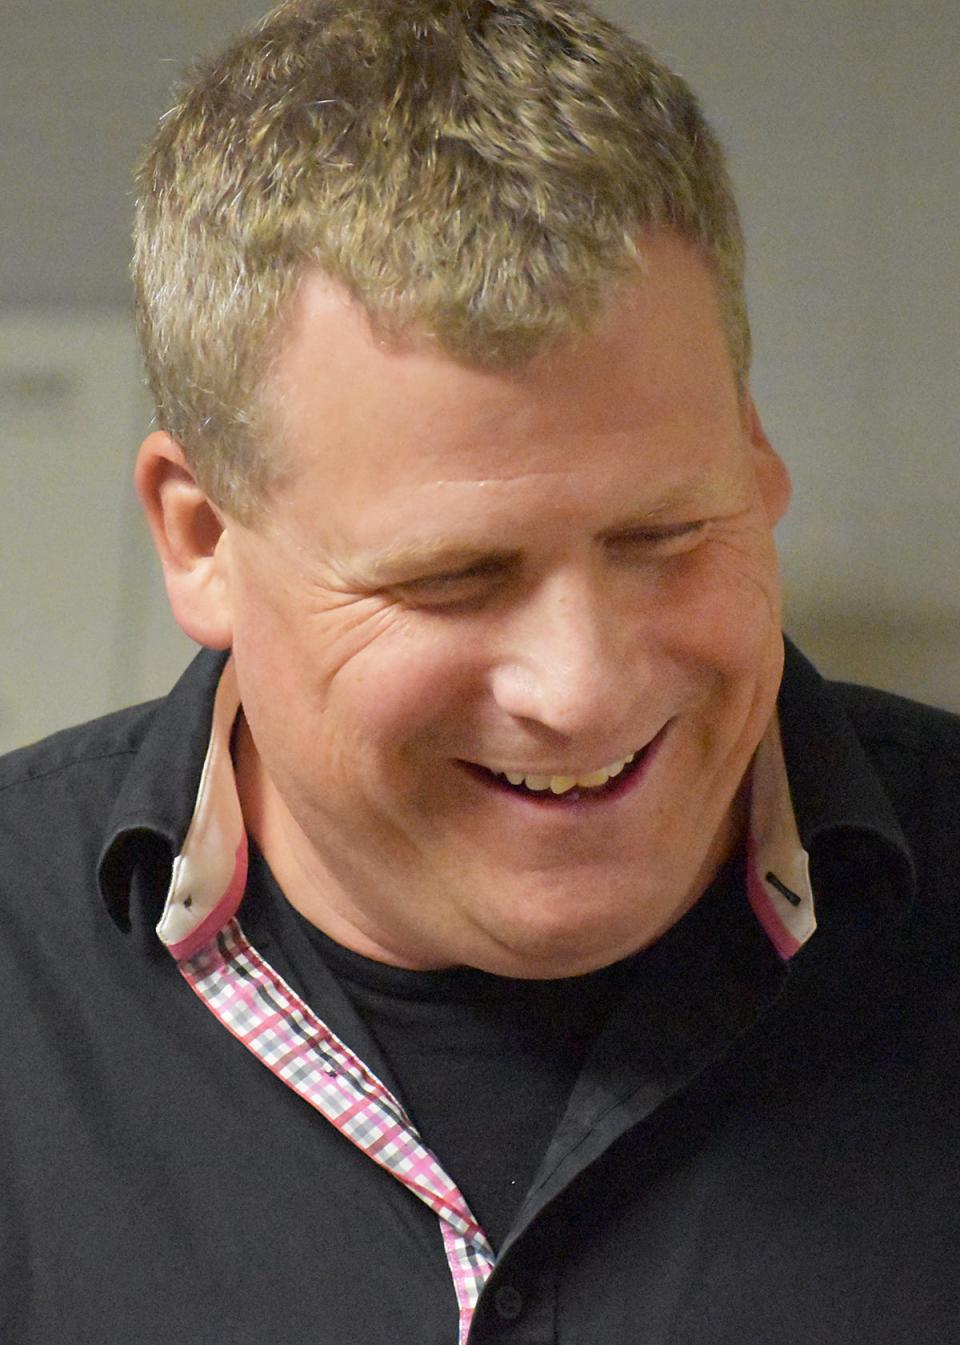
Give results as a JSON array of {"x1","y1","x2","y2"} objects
[{"x1": 461, "y1": 726, "x2": 669, "y2": 805}]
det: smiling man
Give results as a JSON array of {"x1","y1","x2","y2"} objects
[
  {"x1": 142, "y1": 237, "x2": 789, "y2": 980},
  {"x1": 2, "y1": 2, "x2": 960, "y2": 1342}
]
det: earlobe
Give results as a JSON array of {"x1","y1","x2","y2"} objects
[
  {"x1": 134, "y1": 431, "x2": 234, "y2": 650},
  {"x1": 743, "y1": 394, "x2": 791, "y2": 527}
]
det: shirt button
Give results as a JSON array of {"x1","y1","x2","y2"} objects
[{"x1": 494, "y1": 1285, "x2": 524, "y2": 1320}]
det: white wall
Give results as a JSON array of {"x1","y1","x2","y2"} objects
[
  {"x1": 0, "y1": 315, "x2": 194, "y2": 752},
  {"x1": 603, "y1": 1, "x2": 960, "y2": 702},
  {"x1": 2, "y1": 0, "x2": 958, "y2": 751}
]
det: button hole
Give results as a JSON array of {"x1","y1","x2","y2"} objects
[{"x1": 765, "y1": 871, "x2": 801, "y2": 907}]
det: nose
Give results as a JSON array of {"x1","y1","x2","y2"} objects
[{"x1": 489, "y1": 570, "x2": 637, "y2": 739}]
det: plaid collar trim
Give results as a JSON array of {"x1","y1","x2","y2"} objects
[
  {"x1": 154, "y1": 659, "x2": 815, "y2": 1337},
  {"x1": 177, "y1": 916, "x2": 493, "y2": 1342}
]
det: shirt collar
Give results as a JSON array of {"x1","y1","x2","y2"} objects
[
  {"x1": 778, "y1": 638, "x2": 916, "y2": 908},
  {"x1": 97, "y1": 647, "x2": 229, "y2": 932},
  {"x1": 97, "y1": 639, "x2": 914, "y2": 956}
]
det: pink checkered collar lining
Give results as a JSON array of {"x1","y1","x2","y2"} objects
[{"x1": 175, "y1": 916, "x2": 493, "y2": 1342}]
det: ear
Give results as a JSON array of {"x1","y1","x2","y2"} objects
[
  {"x1": 134, "y1": 431, "x2": 234, "y2": 650},
  {"x1": 742, "y1": 393, "x2": 791, "y2": 527}
]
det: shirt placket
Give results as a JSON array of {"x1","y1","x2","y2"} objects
[{"x1": 174, "y1": 915, "x2": 495, "y2": 1344}]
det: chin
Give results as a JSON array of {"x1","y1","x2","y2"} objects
[{"x1": 464, "y1": 900, "x2": 660, "y2": 979}]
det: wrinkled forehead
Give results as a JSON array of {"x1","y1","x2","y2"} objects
[
  {"x1": 243, "y1": 238, "x2": 753, "y2": 566},
  {"x1": 268, "y1": 236, "x2": 741, "y2": 458}
]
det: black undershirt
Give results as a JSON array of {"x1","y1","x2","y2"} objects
[
  {"x1": 305, "y1": 921, "x2": 642, "y2": 1250},
  {"x1": 250, "y1": 847, "x2": 742, "y2": 1252}
]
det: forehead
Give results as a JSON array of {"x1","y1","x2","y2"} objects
[{"x1": 265, "y1": 236, "x2": 745, "y2": 534}]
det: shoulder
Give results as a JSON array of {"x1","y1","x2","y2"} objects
[
  {"x1": 0, "y1": 700, "x2": 162, "y2": 813},
  {"x1": 829, "y1": 680, "x2": 960, "y2": 760},
  {"x1": 829, "y1": 680, "x2": 960, "y2": 803},
  {"x1": 0, "y1": 648, "x2": 221, "y2": 815},
  {"x1": 0, "y1": 701, "x2": 166, "y2": 914}
]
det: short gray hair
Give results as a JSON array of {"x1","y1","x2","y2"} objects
[{"x1": 133, "y1": 0, "x2": 749, "y2": 521}]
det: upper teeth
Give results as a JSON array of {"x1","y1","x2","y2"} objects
[{"x1": 497, "y1": 753, "x2": 637, "y2": 795}]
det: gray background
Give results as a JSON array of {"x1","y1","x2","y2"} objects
[{"x1": 2, "y1": 0, "x2": 958, "y2": 750}]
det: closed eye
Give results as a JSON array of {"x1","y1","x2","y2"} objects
[
  {"x1": 382, "y1": 524, "x2": 709, "y2": 609},
  {"x1": 605, "y1": 521, "x2": 708, "y2": 555},
  {"x1": 389, "y1": 558, "x2": 513, "y2": 608}
]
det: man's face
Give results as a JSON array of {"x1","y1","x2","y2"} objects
[{"x1": 219, "y1": 235, "x2": 790, "y2": 976}]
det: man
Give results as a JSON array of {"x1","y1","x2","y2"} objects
[{"x1": 1, "y1": 2, "x2": 958, "y2": 1341}]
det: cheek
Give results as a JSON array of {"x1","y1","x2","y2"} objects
[
  {"x1": 656, "y1": 534, "x2": 782, "y2": 669},
  {"x1": 236, "y1": 591, "x2": 484, "y2": 777},
  {"x1": 327, "y1": 621, "x2": 485, "y2": 760},
  {"x1": 231, "y1": 572, "x2": 401, "y2": 706}
]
